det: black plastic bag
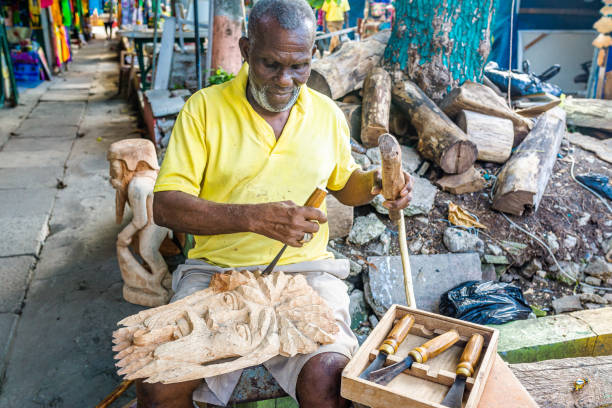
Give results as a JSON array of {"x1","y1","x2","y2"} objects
[{"x1": 439, "y1": 280, "x2": 532, "y2": 325}]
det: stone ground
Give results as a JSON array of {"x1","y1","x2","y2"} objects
[{"x1": 0, "y1": 37, "x2": 142, "y2": 406}]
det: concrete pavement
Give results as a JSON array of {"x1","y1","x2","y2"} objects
[{"x1": 0, "y1": 38, "x2": 142, "y2": 406}]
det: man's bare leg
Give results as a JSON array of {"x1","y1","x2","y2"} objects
[
  {"x1": 296, "y1": 352, "x2": 350, "y2": 408},
  {"x1": 136, "y1": 379, "x2": 202, "y2": 408}
]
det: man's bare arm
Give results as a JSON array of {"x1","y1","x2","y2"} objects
[
  {"x1": 330, "y1": 168, "x2": 413, "y2": 208},
  {"x1": 153, "y1": 191, "x2": 327, "y2": 248}
]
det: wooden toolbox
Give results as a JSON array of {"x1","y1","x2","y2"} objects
[{"x1": 341, "y1": 304, "x2": 499, "y2": 408}]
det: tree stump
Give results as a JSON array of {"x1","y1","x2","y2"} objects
[
  {"x1": 307, "y1": 30, "x2": 391, "y2": 100},
  {"x1": 456, "y1": 110, "x2": 514, "y2": 164},
  {"x1": 383, "y1": 0, "x2": 496, "y2": 102},
  {"x1": 360, "y1": 67, "x2": 391, "y2": 147},
  {"x1": 492, "y1": 107, "x2": 567, "y2": 216},
  {"x1": 392, "y1": 78, "x2": 477, "y2": 174}
]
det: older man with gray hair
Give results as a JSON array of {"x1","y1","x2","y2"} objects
[{"x1": 143, "y1": 0, "x2": 413, "y2": 406}]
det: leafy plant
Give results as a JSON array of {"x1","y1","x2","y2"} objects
[{"x1": 207, "y1": 68, "x2": 236, "y2": 86}]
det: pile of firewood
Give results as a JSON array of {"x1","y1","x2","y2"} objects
[{"x1": 307, "y1": 31, "x2": 568, "y2": 217}]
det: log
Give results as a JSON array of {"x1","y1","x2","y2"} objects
[
  {"x1": 436, "y1": 167, "x2": 485, "y2": 195},
  {"x1": 389, "y1": 104, "x2": 412, "y2": 138},
  {"x1": 492, "y1": 107, "x2": 566, "y2": 216},
  {"x1": 439, "y1": 81, "x2": 533, "y2": 146},
  {"x1": 336, "y1": 102, "x2": 362, "y2": 142},
  {"x1": 307, "y1": 30, "x2": 391, "y2": 100},
  {"x1": 360, "y1": 67, "x2": 391, "y2": 147},
  {"x1": 562, "y1": 97, "x2": 612, "y2": 133},
  {"x1": 510, "y1": 356, "x2": 612, "y2": 408},
  {"x1": 392, "y1": 79, "x2": 477, "y2": 174},
  {"x1": 456, "y1": 110, "x2": 513, "y2": 164},
  {"x1": 326, "y1": 195, "x2": 353, "y2": 239}
]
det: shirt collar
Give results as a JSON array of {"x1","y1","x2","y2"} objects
[{"x1": 230, "y1": 63, "x2": 311, "y2": 115}]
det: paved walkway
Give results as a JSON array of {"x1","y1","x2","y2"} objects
[{"x1": 0, "y1": 38, "x2": 142, "y2": 406}]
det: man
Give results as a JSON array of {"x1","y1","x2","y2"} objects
[
  {"x1": 321, "y1": 0, "x2": 350, "y2": 53},
  {"x1": 103, "y1": 0, "x2": 116, "y2": 40},
  {"x1": 145, "y1": 0, "x2": 412, "y2": 407}
]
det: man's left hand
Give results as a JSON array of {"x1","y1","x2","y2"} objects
[{"x1": 371, "y1": 169, "x2": 414, "y2": 210}]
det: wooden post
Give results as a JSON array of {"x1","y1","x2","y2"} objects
[
  {"x1": 307, "y1": 30, "x2": 391, "y2": 100},
  {"x1": 361, "y1": 67, "x2": 392, "y2": 147},
  {"x1": 392, "y1": 78, "x2": 477, "y2": 174},
  {"x1": 439, "y1": 81, "x2": 533, "y2": 146},
  {"x1": 211, "y1": 0, "x2": 242, "y2": 76},
  {"x1": 456, "y1": 110, "x2": 514, "y2": 164},
  {"x1": 492, "y1": 107, "x2": 567, "y2": 216}
]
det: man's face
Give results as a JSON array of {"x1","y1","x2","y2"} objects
[{"x1": 240, "y1": 18, "x2": 315, "y2": 113}]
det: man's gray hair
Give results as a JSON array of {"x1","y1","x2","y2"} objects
[{"x1": 248, "y1": 0, "x2": 316, "y2": 44}]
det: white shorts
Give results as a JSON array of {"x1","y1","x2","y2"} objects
[{"x1": 170, "y1": 258, "x2": 359, "y2": 406}]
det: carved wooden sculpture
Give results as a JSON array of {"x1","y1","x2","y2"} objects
[
  {"x1": 108, "y1": 139, "x2": 172, "y2": 307},
  {"x1": 113, "y1": 270, "x2": 339, "y2": 384}
]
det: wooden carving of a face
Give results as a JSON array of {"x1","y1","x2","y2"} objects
[{"x1": 113, "y1": 271, "x2": 339, "y2": 384}]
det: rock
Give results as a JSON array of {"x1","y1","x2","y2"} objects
[
  {"x1": 366, "y1": 242, "x2": 385, "y2": 256},
  {"x1": 351, "y1": 151, "x2": 371, "y2": 170},
  {"x1": 379, "y1": 231, "x2": 391, "y2": 254},
  {"x1": 348, "y1": 213, "x2": 386, "y2": 245},
  {"x1": 371, "y1": 175, "x2": 438, "y2": 217},
  {"x1": 563, "y1": 235, "x2": 578, "y2": 250},
  {"x1": 551, "y1": 295, "x2": 582, "y2": 314},
  {"x1": 584, "y1": 256, "x2": 612, "y2": 279},
  {"x1": 577, "y1": 213, "x2": 591, "y2": 226},
  {"x1": 400, "y1": 145, "x2": 423, "y2": 173},
  {"x1": 584, "y1": 276, "x2": 602, "y2": 286},
  {"x1": 536, "y1": 270, "x2": 547, "y2": 279},
  {"x1": 349, "y1": 289, "x2": 368, "y2": 330},
  {"x1": 368, "y1": 314, "x2": 379, "y2": 328},
  {"x1": 584, "y1": 302, "x2": 605, "y2": 309},
  {"x1": 487, "y1": 243, "x2": 503, "y2": 256},
  {"x1": 500, "y1": 272, "x2": 518, "y2": 283},
  {"x1": 482, "y1": 263, "x2": 496, "y2": 281},
  {"x1": 604, "y1": 293, "x2": 612, "y2": 303},
  {"x1": 345, "y1": 281, "x2": 355, "y2": 294},
  {"x1": 552, "y1": 261, "x2": 581, "y2": 285},
  {"x1": 366, "y1": 147, "x2": 381, "y2": 164},
  {"x1": 521, "y1": 259, "x2": 543, "y2": 279},
  {"x1": 545, "y1": 232, "x2": 559, "y2": 253},
  {"x1": 483, "y1": 254, "x2": 510, "y2": 264},
  {"x1": 420, "y1": 246, "x2": 431, "y2": 255},
  {"x1": 443, "y1": 228, "x2": 484, "y2": 254},
  {"x1": 409, "y1": 238, "x2": 423, "y2": 254},
  {"x1": 501, "y1": 240, "x2": 528, "y2": 257},
  {"x1": 578, "y1": 293, "x2": 608, "y2": 304},
  {"x1": 364, "y1": 253, "x2": 482, "y2": 316},
  {"x1": 414, "y1": 216, "x2": 429, "y2": 226},
  {"x1": 580, "y1": 285, "x2": 595, "y2": 294}
]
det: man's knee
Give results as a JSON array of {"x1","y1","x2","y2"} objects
[
  {"x1": 296, "y1": 352, "x2": 350, "y2": 408},
  {"x1": 136, "y1": 378, "x2": 202, "y2": 408}
]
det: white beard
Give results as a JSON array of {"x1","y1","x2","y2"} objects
[{"x1": 248, "y1": 78, "x2": 301, "y2": 113}]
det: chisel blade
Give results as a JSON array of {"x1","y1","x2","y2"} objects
[
  {"x1": 368, "y1": 356, "x2": 414, "y2": 386},
  {"x1": 441, "y1": 375, "x2": 466, "y2": 408},
  {"x1": 359, "y1": 352, "x2": 387, "y2": 379}
]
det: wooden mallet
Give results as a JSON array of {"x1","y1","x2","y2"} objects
[{"x1": 378, "y1": 133, "x2": 416, "y2": 308}]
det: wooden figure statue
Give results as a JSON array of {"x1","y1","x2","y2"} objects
[
  {"x1": 112, "y1": 270, "x2": 339, "y2": 384},
  {"x1": 108, "y1": 139, "x2": 172, "y2": 307}
]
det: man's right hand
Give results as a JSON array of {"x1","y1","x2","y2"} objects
[{"x1": 249, "y1": 201, "x2": 328, "y2": 247}]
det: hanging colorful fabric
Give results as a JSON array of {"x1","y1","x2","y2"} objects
[
  {"x1": 60, "y1": 0, "x2": 72, "y2": 27},
  {"x1": 40, "y1": 0, "x2": 53, "y2": 8},
  {"x1": 29, "y1": 0, "x2": 42, "y2": 28}
]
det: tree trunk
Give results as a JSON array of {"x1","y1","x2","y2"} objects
[
  {"x1": 492, "y1": 107, "x2": 566, "y2": 216},
  {"x1": 562, "y1": 97, "x2": 612, "y2": 133},
  {"x1": 383, "y1": 0, "x2": 496, "y2": 102},
  {"x1": 211, "y1": 0, "x2": 243, "y2": 75},
  {"x1": 361, "y1": 67, "x2": 391, "y2": 147},
  {"x1": 439, "y1": 81, "x2": 533, "y2": 146},
  {"x1": 392, "y1": 79, "x2": 477, "y2": 174},
  {"x1": 307, "y1": 30, "x2": 391, "y2": 100},
  {"x1": 336, "y1": 102, "x2": 362, "y2": 142},
  {"x1": 456, "y1": 110, "x2": 514, "y2": 163}
]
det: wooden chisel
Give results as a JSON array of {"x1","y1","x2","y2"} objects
[
  {"x1": 441, "y1": 333, "x2": 485, "y2": 408},
  {"x1": 261, "y1": 187, "x2": 327, "y2": 275},
  {"x1": 359, "y1": 314, "x2": 415, "y2": 379},
  {"x1": 368, "y1": 329, "x2": 460, "y2": 385}
]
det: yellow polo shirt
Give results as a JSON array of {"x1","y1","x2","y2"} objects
[
  {"x1": 154, "y1": 64, "x2": 359, "y2": 268},
  {"x1": 322, "y1": 0, "x2": 350, "y2": 21}
]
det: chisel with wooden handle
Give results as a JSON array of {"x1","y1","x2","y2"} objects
[
  {"x1": 262, "y1": 187, "x2": 327, "y2": 275},
  {"x1": 368, "y1": 329, "x2": 460, "y2": 385},
  {"x1": 359, "y1": 314, "x2": 415, "y2": 379},
  {"x1": 441, "y1": 333, "x2": 485, "y2": 408},
  {"x1": 379, "y1": 133, "x2": 416, "y2": 308}
]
